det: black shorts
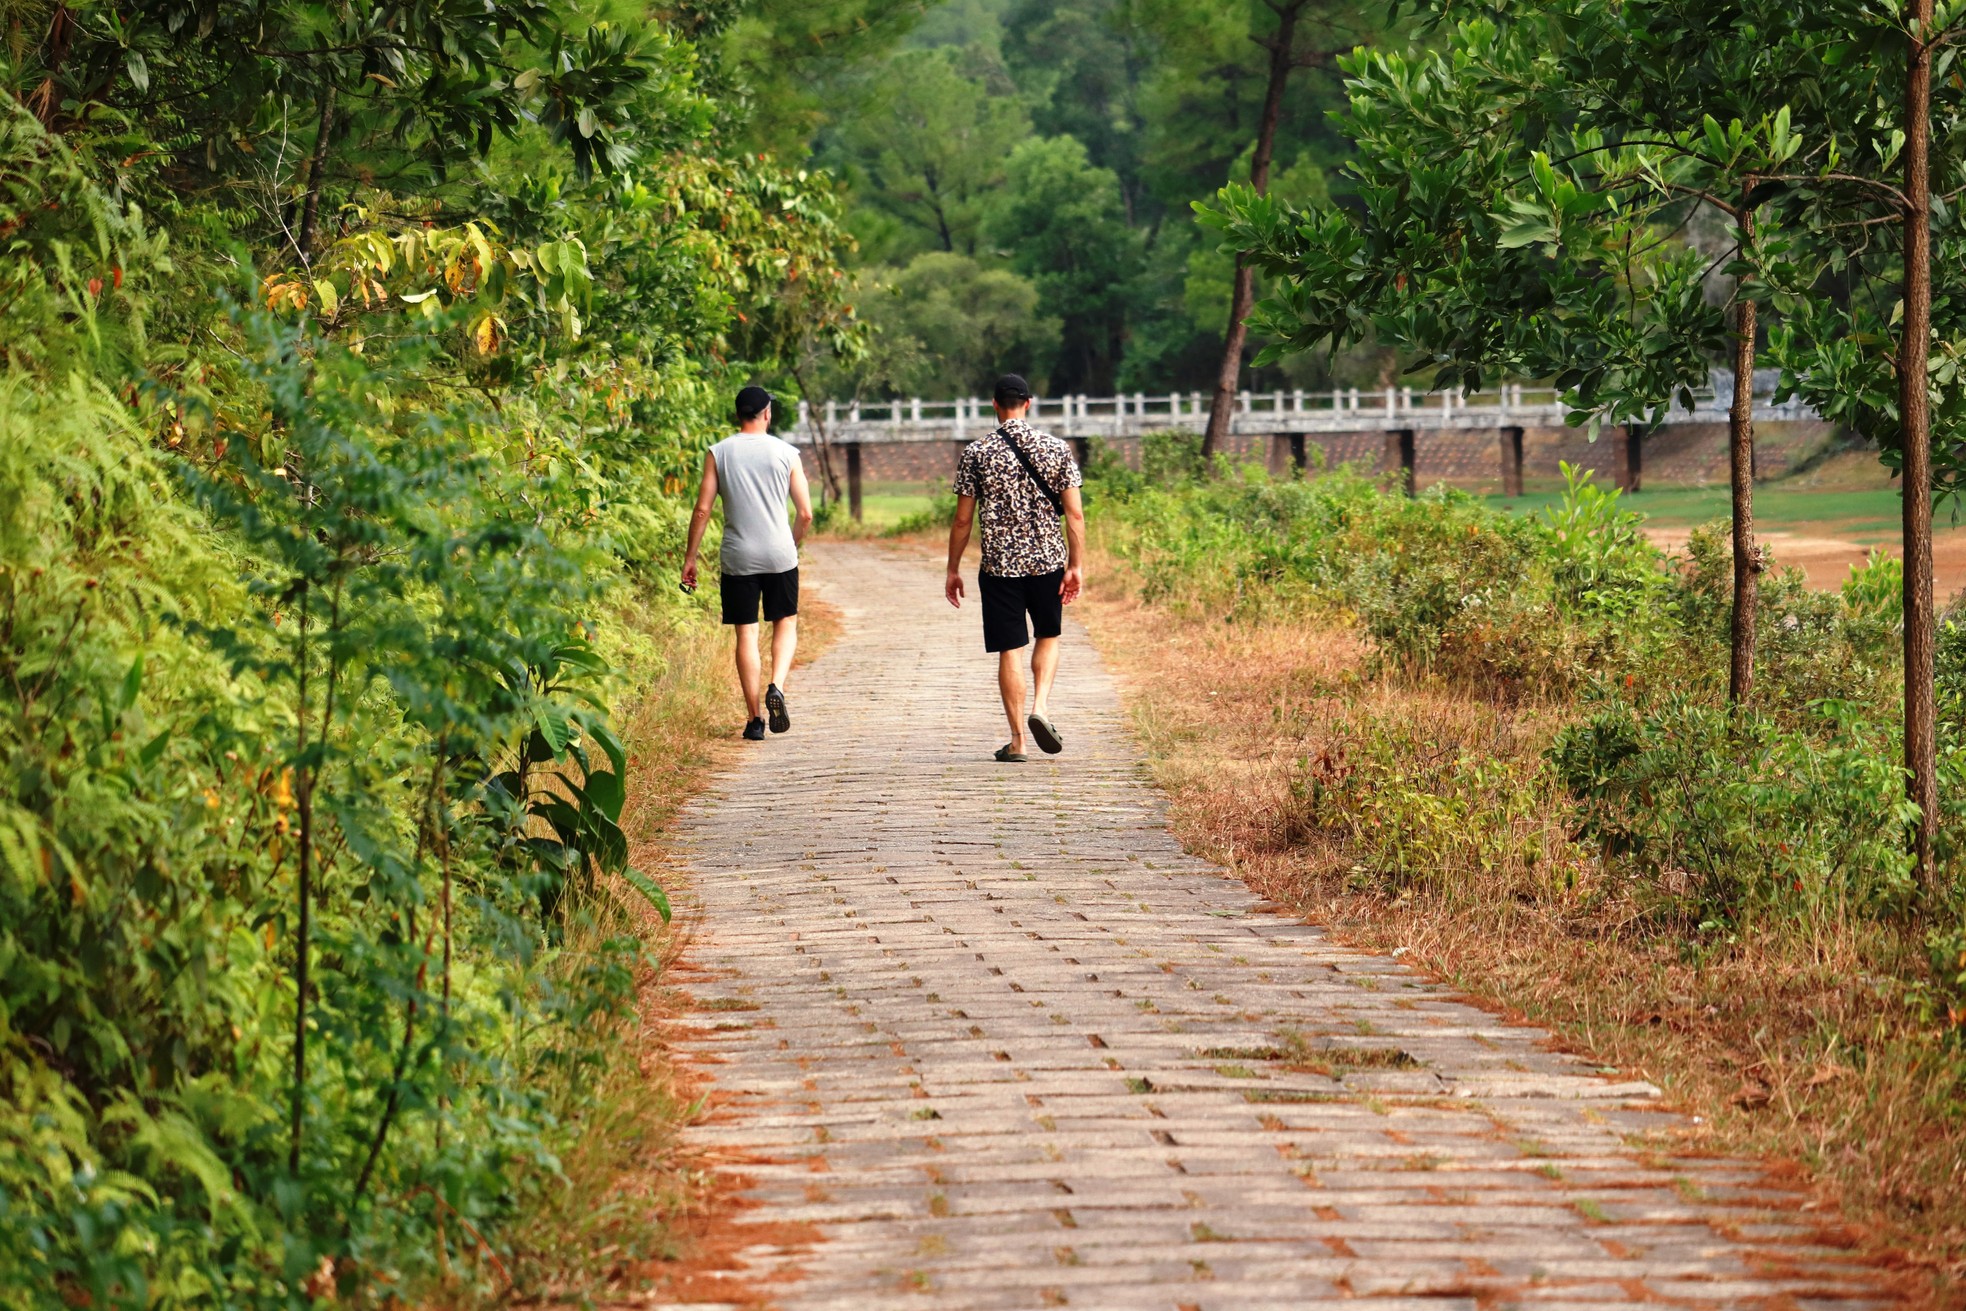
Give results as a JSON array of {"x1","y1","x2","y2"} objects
[
  {"x1": 979, "y1": 570, "x2": 1064, "y2": 653},
  {"x1": 720, "y1": 567, "x2": 799, "y2": 626}
]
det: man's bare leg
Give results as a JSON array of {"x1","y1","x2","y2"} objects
[
  {"x1": 1030, "y1": 636, "x2": 1061, "y2": 721},
  {"x1": 998, "y1": 649, "x2": 1029, "y2": 754},
  {"x1": 734, "y1": 623, "x2": 764, "y2": 720},
  {"x1": 769, "y1": 615, "x2": 798, "y2": 690}
]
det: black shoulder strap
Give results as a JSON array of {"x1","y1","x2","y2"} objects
[{"x1": 998, "y1": 427, "x2": 1064, "y2": 516}]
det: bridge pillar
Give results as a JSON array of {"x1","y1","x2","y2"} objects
[
  {"x1": 846, "y1": 442, "x2": 864, "y2": 523},
  {"x1": 1267, "y1": 433, "x2": 1308, "y2": 477},
  {"x1": 1385, "y1": 428, "x2": 1416, "y2": 496},
  {"x1": 1068, "y1": 436, "x2": 1089, "y2": 468},
  {"x1": 1500, "y1": 426, "x2": 1525, "y2": 498}
]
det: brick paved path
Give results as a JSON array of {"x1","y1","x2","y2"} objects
[{"x1": 663, "y1": 543, "x2": 1895, "y2": 1311}]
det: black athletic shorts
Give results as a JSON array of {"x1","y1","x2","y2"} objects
[
  {"x1": 979, "y1": 569, "x2": 1064, "y2": 653},
  {"x1": 720, "y1": 567, "x2": 799, "y2": 626}
]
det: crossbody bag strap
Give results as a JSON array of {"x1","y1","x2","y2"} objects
[{"x1": 998, "y1": 428, "x2": 1064, "y2": 516}]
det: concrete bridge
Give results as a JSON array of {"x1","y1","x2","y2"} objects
[{"x1": 787, "y1": 382, "x2": 1824, "y2": 518}]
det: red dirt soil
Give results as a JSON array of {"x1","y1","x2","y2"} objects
[{"x1": 1644, "y1": 523, "x2": 1966, "y2": 596}]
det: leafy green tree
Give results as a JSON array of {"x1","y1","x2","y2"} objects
[
  {"x1": 715, "y1": 0, "x2": 934, "y2": 157},
  {"x1": 1735, "y1": 0, "x2": 1964, "y2": 894},
  {"x1": 1190, "y1": 0, "x2": 1376, "y2": 461},
  {"x1": 5, "y1": 1, "x2": 684, "y2": 257},
  {"x1": 1493, "y1": 0, "x2": 1966, "y2": 891},
  {"x1": 1206, "y1": 11, "x2": 1793, "y2": 698},
  {"x1": 0, "y1": 1, "x2": 868, "y2": 1299},
  {"x1": 1537, "y1": 5, "x2": 1826, "y2": 705},
  {"x1": 825, "y1": 46, "x2": 1033, "y2": 260},
  {"x1": 1000, "y1": 0, "x2": 1153, "y2": 218},
  {"x1": 851, "y1": 251, "x2": 1061, "y2": 396},
  {"x1": 1211, "y1": 0, "x2": 1966, "y2": 894},
  {"x1": 983, "y1": 135, "x2": 1141, "y2": 392},
  {"x1": 734, "y1": 0, "x2": 1394, "y2": 401}
]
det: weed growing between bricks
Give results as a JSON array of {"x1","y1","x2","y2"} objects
[{"x1": 1079, "y1": 460, "x2": 1966, "y2": 1290}]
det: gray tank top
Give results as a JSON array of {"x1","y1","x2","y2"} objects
[{"x1": 710, "y1": 433, "x2": 800, "y2": 576}]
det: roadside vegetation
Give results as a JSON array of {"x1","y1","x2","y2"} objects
[
  {"x1": 1082, "y1": 444, "x2": 1966, "y2": 1282},
  {"x1": 0, "y1": 5, "x2": 852, "y2": 1306}
]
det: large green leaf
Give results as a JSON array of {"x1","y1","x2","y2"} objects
[
  {"x1": 579, "y1": 769, "x2": 626, "y2": 822},
  {"x1": 621, "y1": 867, "x2": 672, "y2": 922}
]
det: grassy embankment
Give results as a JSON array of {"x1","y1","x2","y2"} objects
[
  {"x1": 1073, "y1": 459, "x2": 1966, "y2": 1293},
  {"x1": 480, "y1": 594, "x2": 726, "y2": 1297},
  {"x1": 539, "y1": 580, "x2": 843, "y2": 1304},
  {"x1": 0, "y1": 355, "x2": 810, "y2": 1305}
]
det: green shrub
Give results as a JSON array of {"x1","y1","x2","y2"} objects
[
  {"x1": 1288, "y1": 705, "x2": 1583, "y2": 897},
  {"x1": 1844, "y1": 548, "x2": 1905, "y2": 620},
  {"x1": 891, "y1": 489, "x2": 958, "y2": 535},
  {"x1": 1140, "y1": 427, "x2": 1205, "y2": 483},
  {"x1": 1550, "y1": 696, "x2": 1921, "y2": 924},
  {"x1": 1938, "y1": 601, "x2": 1966, "y2": 728},
  {"x1": 1080, "y1": 435, "x2": 1136, "y2": 491},
  {"x1": 0, "y1": 26, "x2": 851, "y2": 1302},
  {"x1": 1101, "y1": 460, "x2": 1962, "y2": 950},
  {"x1": 812, "y1": 493, "x2": 850, "y2": 534},
  {"x1": 1097, "y1": 462, "x2": 1673, "y2": 693},
  {"x1": 0, "y1": 317, "x2": 685, "y2": 1306}
]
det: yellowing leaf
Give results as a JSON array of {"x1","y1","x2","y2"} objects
[{"x1": 312, "y1": 279, "x2": 339, "y2": 318}]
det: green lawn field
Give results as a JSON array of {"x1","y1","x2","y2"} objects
[
  {"x1": 823, "y1": 484, "x2": 944, "y2": 531},
  {"x1": 1482, "y1": 485, "x2": 1926, "y2": 543}
]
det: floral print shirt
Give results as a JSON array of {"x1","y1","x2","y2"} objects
[{"x1": 953, "y1": 419, "x2": 1083, "y2": 578}]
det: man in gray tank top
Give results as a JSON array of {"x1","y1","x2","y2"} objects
[{"x1": 682, "y1": 387, "x2": 814, "y2": 740}]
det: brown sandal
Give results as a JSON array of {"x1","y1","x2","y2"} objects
[{"x1": 1027, "y1": 714, "x2": 1062, "y2": 755}]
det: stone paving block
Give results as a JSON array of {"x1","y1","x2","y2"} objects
[{"x1": 654, "y1": 544, "x2": 1904, "y2": 1311}]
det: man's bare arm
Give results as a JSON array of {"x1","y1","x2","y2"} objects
[
  {"x1": 788, "y1": 461, "x2": 815, "y2": 547},
  {"x1": 1060, "y1": 486, "x2": 1086, "y2": 604},
  {"x1": 681, "y1": 455, "x2": 718, "y2": 589},
  {"x1": 945, "y1": 494, "x2": 977, "y2": 607}
]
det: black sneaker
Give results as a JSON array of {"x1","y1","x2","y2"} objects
[
  {"x1": 765, "y1": 683, "x2": 790, "y2": 734},
  {"x1": 743, "y1": 717, "x2": 766, "y2": 741}
]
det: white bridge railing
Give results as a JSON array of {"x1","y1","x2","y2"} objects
[
  {"x1": 789, "y1": 376, "x2": 1824, "y2": 518},
  {"x1": 788, "y1": 382, "x2": 1816, "y2": 444}
]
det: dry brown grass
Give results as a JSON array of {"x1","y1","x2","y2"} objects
[{"x1": 1078, "y1": 555, "x2": 1966, "y2": 1301}]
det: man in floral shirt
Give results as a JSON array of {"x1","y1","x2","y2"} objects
[{"x1": 945, "y1": 374, "x2": 1087, "y2": 762}]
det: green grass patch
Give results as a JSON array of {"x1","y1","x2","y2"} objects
[{"x1": 1482, "y1": 485, "x2": 1928, "y2": 541}]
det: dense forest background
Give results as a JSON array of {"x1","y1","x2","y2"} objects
[{"x1": 725, "y1": 0, "x2": 1389, "y2": 401}]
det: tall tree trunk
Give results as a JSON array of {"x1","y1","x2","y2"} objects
[
  {"x1": 1203, "y1": 262, "x2": 1260, "y2": 464},
  {"x1": 1901, "y1": 0, "x2": 1938, "y2": 895},
  {"x1": 1201, "y1": 1, "x2": 1305, "y2": 463},
  {"x1": 1727, "y1": 194, "x2": 1761, "y2": 705},
  {"x1": 297, "y1": 82, "x2": 337, "y2": 262},
  {"x1": 789, "y1": 362, "x2": 843, "y2": 504},
  {"x1": 288, "y1": 579, "x2": 312, "y2": 1175}
]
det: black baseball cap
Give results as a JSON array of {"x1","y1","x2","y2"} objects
[
  {"x1": 993, "y1": 374, "x2": 1032, "y2": 406},
  {"x1": 735, "y1": 385, "x2": 774, "y2": 422}
]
